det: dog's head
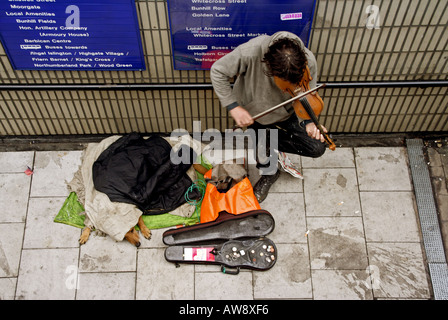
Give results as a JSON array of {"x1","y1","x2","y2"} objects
[{"x1": 124, "y1": 228, "x2": 141, "y2": 247}]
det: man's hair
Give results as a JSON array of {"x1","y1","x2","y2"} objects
[{"x1": 262, "y1": 38, "x2": 307, "y2": 84}]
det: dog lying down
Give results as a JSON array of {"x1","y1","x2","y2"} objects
[
  {"x1": 79, "y1": 215, "x2": 151, "y2": 247},
  {"x1": 71, "y1": 135, "x2": 205, "y2": 247}
]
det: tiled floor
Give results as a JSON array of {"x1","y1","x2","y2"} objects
[{"x1": 0, "y1": 145, "x2": 433, "y2": 300}]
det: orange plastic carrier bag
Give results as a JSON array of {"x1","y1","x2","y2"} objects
[{"x1": 200, "y1": 165, "x2": 261, "y2": 223}]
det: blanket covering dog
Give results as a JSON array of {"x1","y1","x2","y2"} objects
[
  {"x1": 92, "y1": 133, "x2": 200, "y2": 215},
  {"x1": 66, "y1": 134, "x2": 201, "y2": 241}
]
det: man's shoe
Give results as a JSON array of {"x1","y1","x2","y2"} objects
[
  {"x1": 277, "y1": 151, "x2": 303, "y2": 179},
  {"x1": 253, "y1": 170, "x2": 280, "y2": 203}
]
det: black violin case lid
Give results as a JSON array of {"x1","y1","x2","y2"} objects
[{"x1": 162, "y1": 210, "x2": 276, "y2": 274}]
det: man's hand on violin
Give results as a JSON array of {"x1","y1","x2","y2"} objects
[
  {"x1": 230, "y1": 106, "x2": 254, "y2": 128},
  {"x1": 306, "y1": 122, "x2": 327, "y2": 143}
]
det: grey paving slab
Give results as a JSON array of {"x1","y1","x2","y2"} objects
[
  {"x1": 360, "y1": 191, "x2": 421, "y2": 242},
  {"x1": 136, "y1": 248, "x2": 194, "y2": 300},
  {"x1": 253, "y1": 243, "x2": 312, "y2": 299},
  {"x1": 261, "y1": 192, "x2": 307, "y2": 243},
  {"x1": 302, "y1": 147, "x2": 355, "y2": 168},
  {"x1": 79, "y1": 234, "x2": 137, "y2": 272},
  {"x1": 307, "y1": 217, "x2": 368, "y2": 270},
  {"x1": 311, "y1": 269, "x2": 373, "y2": 300},
  {"x1": 270, "y1": 171, "x2": 304, "y2": 193},
  {"x1": 138, "y1": 228, "x2": 166, "y2": 248},
  {"x1": 0, "y1": 173, "x2": 31, "y2": 223},
  {"x1": 76, "y1": 272, "x2": 136, "y2": 300},
  {"x1": 23, "y1": 197, "x2": 81, "y2": 249},
  {"x1": 303, "y1": 168, "x2": 361, "y2": 217},
  {"x1": 367, "y1": 242, "x2": 431, "y2": 299},
  {"x1": 0, "y1": 151, "x2": 34, "y2": 173},
  {"x1": 0, "y1": 223, "x2": 25, "y2": 277},
  {"x1": 195, "y1": 271, "x2": 253, "y2": 300},
  {"x1": 355, "y1": 147, "x2": 412, "y2": 191},
  {"x1": 0, "y1": 278, "x2": 17, "y2": 300},
  {"x1": 15, "y1": 248, "x2": 79, "y2": 300},
  {"x1": 30, "y1": 150, "x2": 83, "y2": 197}
]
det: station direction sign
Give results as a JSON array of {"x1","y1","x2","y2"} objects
[
  {"x1": 167, "y1": 0, "x2": 316, "y2": 70},
  {"x1": 0, "y1": 0, "x2": 146, "y2": 71}
]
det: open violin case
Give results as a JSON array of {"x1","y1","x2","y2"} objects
[{"x1": 162, "y1": 210, "x2": 277, "y2": 274}]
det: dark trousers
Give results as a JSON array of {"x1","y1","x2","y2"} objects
[{"x1": 249, "y1": 114, "x2": 326, "y2": 173}]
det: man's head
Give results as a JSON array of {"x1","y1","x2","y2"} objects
[{"x1": 262, "y1": 38, "x2": 307, "y2": 85}]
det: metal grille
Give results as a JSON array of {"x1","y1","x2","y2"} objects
[
  {"x1": 407, "y1": 139, "x2": 448, "y2": 300},
  {"x1": 428, "y1": 263, "x2": 448, "y2": 300},
  {"x1": 407, "y1": 139, "x2": 446, "y2": 263},
  {"x1": 0, "y1": 0, "x2": 447, "y2": 135}
]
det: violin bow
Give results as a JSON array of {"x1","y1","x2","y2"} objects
[
  {"x1": 252, "y1": 83, "x2": 326, "y2": 121},
  {"x1": 233, "y1": 84, "x2": 326, "y2": 129}
]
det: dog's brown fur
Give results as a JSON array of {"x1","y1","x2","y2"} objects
[{"x1": 79, "y1": 216, "x2": 151, "y2": 247}]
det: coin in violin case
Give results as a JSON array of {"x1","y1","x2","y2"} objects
[{"x1": 162, "y1": 210, "x2": 277, "y2": 274}]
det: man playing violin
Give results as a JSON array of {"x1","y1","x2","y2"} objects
[{"x1": 210, "y1": 31, "x2": 328, "y2": 203}]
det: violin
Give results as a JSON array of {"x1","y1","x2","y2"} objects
[{"x1": 274, "y1": 65, "x2": 336, "y2": 151}]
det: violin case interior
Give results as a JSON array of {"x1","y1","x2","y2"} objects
[{"x1": 162, "y1": 210, "x2": 277, "y2": 274}]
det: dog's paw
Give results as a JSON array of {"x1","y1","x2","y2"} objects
[
  {"x1": 140, "y1": 225, "x2": 151, "y2": 240},
  {"x1": 79, "y1": 234, "x2": 89, "y2": 245},
  {"x1": 137, "y1": 216, "x2": 151, "y2": 240},
  {"x1": 79, "y1": 227, "x2": 91, "y2": 245}
]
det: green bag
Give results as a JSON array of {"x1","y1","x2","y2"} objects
[{"x1": 54, "y1": 192, "x2": 86, "y2": 228}]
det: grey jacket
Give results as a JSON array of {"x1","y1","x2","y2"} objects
[{"x1": 210, "y1": 31, "x2": 318, "y2": 125}]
